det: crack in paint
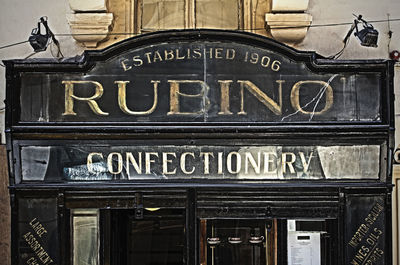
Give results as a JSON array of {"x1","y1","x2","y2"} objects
[{"x1": 281, "y1": 74, "x2": 338, "y2": 122}]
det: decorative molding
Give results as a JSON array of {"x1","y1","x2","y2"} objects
[
  {"x1": 265, "y1": 0, "x2": 312, "y2": 45},
  {"x1": 67, "y1": 0, "x2": 113, "y2": 48},
  {"x1": 67, "y1": 13, "x2": 114, "y2": 48},
  {"x1": 265, "y1": 13, "x2": 312, "y2": 44},
  {"x1": 271, "y1": 0, "x2": 309, "y2": 12},
  {"x1": 69, "y1": 0, "x2": 107, "y2": 12}
]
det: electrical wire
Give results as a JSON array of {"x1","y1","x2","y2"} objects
[
  {"x1": 0, "y1": 17, "x2": 399, "y2": 48},
  {"x1": 51, "y1": 17, "x2": 400, "y2": 34},
  {"x1": 0, "y1": 40, "x2": 29, "y2": 50},
  {"x1": 327, "y1": 37, "x2": 350, "y2": 60},
  {"x1": 0, "y1": 16, "x2": 398, "y2": 61}
]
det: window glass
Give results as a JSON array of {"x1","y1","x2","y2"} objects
[
  {"x1": 200, "y1": 219, "x2": 276, "y2": 265},
  {"x1": 72, "y1": 209, "x2": 99, "y2": 265},
  {"x1": 110, "y1": 209, "x2": 185, "y2": 265},
  {"x1": 195, "y1": 0, "x2": 239, "y2": 29},
  {"x1": 142, "y1": 0, "x2": 185, "y2": 31},
  {"x1": 287, "y1": 219, "x2": 337, "y2": 265}
]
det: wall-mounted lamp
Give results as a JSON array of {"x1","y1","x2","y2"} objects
[
  {"x1": 28, "y1": 17, "x2": 63, "y2": 58},
  {"x1": 343, "y1": 15, "x2": 379, "y2": 48},
  {"x1": 29, "y1": 17, "x2": 51, "y2": 52}
]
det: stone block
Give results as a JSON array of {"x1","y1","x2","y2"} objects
[
  {"x1": 265, "y1": 13, "x2": 312, "y2": 44},
  {"x1": 67, "y1": 13, "x2": 113, "y2": 48},
  {"x1": 69, "y1": 0, "x2": 107, "y2": 12},
  {"x1": 271, "y1": 0, "x2": 309, "y2": 12}
]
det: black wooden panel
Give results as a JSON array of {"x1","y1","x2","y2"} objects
[
  {"x1": 345, "y1": 196, "x2": 386, "y2": 265},
  {"x1": 18, "y1": 41, "x2": 382, "y2": 124},
  {"x1": 17, "y1": 197, "x2": 58, "y2": 265}
]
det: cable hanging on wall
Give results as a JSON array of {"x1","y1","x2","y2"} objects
[
  {"x1": 0, "y1": 15, "x2": 400, "y2": 65},
  {"x1": 329, "y1": 14, "x2": 379, "y2": 59}
]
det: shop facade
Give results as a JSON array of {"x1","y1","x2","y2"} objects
[{"x1": 5, "y1": 30, "x2": 394, "y2": 265}]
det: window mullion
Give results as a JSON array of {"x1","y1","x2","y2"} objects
[{"x1": 186, "y1": 0, "x2": 195, "y2": 28}]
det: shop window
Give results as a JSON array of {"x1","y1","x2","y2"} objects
[
  {"x1": 98, "y1": 0, "x2": 270, "y2": 48},
  {"x1": 287, "y1": 219, "x2": 337, "y2": 265},
  {"x1": 141, "y1": 0, "x2": 241, "y2": 32},
  {"x1": 71, "y1": 209, "x2": 100, "y2": 265},
  {"x1": 199, "y1": 219, "x2": 278, "y2": 265},
  {"x1": 107, "y1": 208, "x2": 186, "y2": 265}
]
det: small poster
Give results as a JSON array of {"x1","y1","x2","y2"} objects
[{"x1": 288, "y1": 232, "x2": 321, "y2": 265}]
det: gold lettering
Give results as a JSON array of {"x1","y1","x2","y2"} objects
[
  {"x1": 132, "y1": 55, "x2": 143, "y2": 67},
  {"x1": 145, "y1": 152, "x2": 158, "y2": 174},
  {"x1": 290, "y1": 80, "x2": 333, "y2": 115},
  {"x1": 87, "y1": 152, "x2": 103, "y2": 174},
  {"x1": 181, "y1": 152, "x2": 195, "y2": 174},
  {"x1": 299, "y1": 152, "x2": 314, "y2": 173},
  {"x1": 126, "y1": 152, "x2": 142, "y2": 175},
  {"x1": 217, "y1": 152, "x2": 223, "y2": 174},
  {"x1": 62, "y1": 81, "x2": 109, "y2": 116},
  {"x1": 238, "y1": 80, "x2": 283, "y2": 115},
  {"x1": 29, "y1": 218, "x2": 47, "y2": 238},
  {"x1": 245, "y1": 152, "x2": 261, "y2": 174},
  {"x1": 250, "y1": 52, "x2": 259, "y2": 64},
  {"x1": 153, "y1": 50, "x2": 163, "y2": 62},
  {"x1": 120, "y1": 59, "x2": 132, "y2": 71},
  {"x1": 204, "y1": 48, "x2": 213, "y2": 59},
  {"x1": 23, "y1": 232, "x2": 54, "y2": 265},
  {"x1": 263, "y1": 152, "x2": 277, "y2": 174},
  {"x1": 144, "y1": 52, "x2": 152, "y2": 63},
  {"x1": 192, "y1": 48, "x2": 202, "y2": 59},
  {"x1": 226, "y1": 49, "x2": 235, "y2": 59},
  {"x1": 162, "y1": 152, "x2": 177, "y2": 175},
  {"x1": 200, "y1": 152, "x2": 214, "y2": 174},
  {"x1": 27, "y1": 257, "x2": 39, "y2": 265},
  {"x1": 176, "y1": 49, "x2": 185, "y2": 59},
  {"x1": 218, "y1": 80, "x2": 233, "y2": 115},
  {"x1": 108, "y1": 152, "x2": 123, "y2": 174},
  {"x1": 260, "y1": 56, "x2": 271, "y2": 67},
  {"x1": 215, "y1": 48, "x2": 223, "y2": 59},
  {"x1": 167, "y1": 80, "x2": 210, "y2": 115},
  {"x1": 227, "y1": 152, "x2": 241, "y2": 174},
  {"x1": 282, "y1": 152, "x2": 296, "y2": 174},
  {"x1": 115, "y1": 80, "x2": 159, "y2": 115},
  {"x1": 165, "y1": 50, "x2": 174, "y2": 60}
]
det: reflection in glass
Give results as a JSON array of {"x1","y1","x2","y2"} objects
[
  {"x1": 72, "y1": 209, "x2": 99, "y2": 265},
  {"x1": 200, "y1": 219, "x2": 275, "y2": 265},
  {"x1": 142, "y1": 0, "x2": 185, "y2": 31},
  {"x1": 196, "y1": 0, "x2": 239, "y2": 29},
  {"x1": 110, "y1": 209, "x2": 185, "y2": 265}
]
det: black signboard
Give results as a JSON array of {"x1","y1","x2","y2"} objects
[
  {"x1": 345, "y1": 196, "x2": 386, "y2": 265},
  {"x1": 17, "y1": 198, "x2": 58, "y2": 265},
  {"x1": 5, "y1": 30, "x2": 392, "y2": 127},
  {"x1": 18, "y1": 143, "x2": 381, "y2": 182}
]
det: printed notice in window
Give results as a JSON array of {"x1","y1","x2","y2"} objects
[{"x1": 288, "y1": 232, "x2": 321, "y2": 265}]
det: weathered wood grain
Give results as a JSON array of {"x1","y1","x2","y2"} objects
[{"x1": 0, "y1": 145, "x2": 10, "y2": 265}]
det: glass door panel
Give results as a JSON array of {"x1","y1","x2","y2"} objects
[
  {"x1": 109, "y1": 209, "x2": 185, "y2": 265},
  {"x1": 200, "y1": 219, "x2": 276, "y2": 265}
]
